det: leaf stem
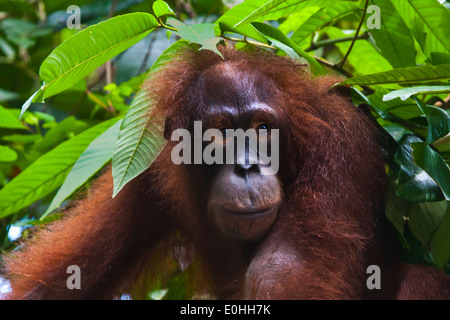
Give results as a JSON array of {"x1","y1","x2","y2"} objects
[{"x1": 158, "y1": 18, "x2": 178, "y2": 32}]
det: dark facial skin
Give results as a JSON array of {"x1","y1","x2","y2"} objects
[{"x1": 202, "y1": 102, "x2": 283, "y2": 243}]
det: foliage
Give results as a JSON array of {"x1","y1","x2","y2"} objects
[{"x1": 0, "y1": 0, "x2": 449, "y2": 298}]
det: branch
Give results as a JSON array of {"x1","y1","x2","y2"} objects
[
  {"x1": 306, "y1": 32, "x2": 369, "y2": 52},
  {"x1": 337, "y1": 1, "x2": 369, "y2": 69}
]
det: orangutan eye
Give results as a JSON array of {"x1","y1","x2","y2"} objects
[
  {"x1": 218, "y1": 127, "x2": 231, "y2": 136},
  {"x1": 257, "y1": 123, "x2": 270, "y2": 134}
]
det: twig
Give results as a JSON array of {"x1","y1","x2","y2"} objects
[
  {"x1": 306, "y1": 32, "x2": 369, "y2": 52},
  {"x1": 105, "y1": 0, "x2": 118, "y2": 88},
  {"x1": 137, "y1": 32, "x2": 157, "y2": 76},
  {"x1": 338, "y1": 1, "x2": 369, "y2": 69}
]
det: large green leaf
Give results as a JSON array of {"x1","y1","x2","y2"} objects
[
  {"x1": 290, "y1": 1, "x2": 359, "y2": 44},
  {"x1": 351, "y1": 87, "x2": 427, "y2": 137},
  {"x1": 413, "y1": 96, "x2": 450, "y2": 145},
  {"x1": 395, "y1": 135, "x2": 444, "y2": 202},
  {"x1": 42, "y1": 119, "x2": 123, "y2": 219},
  {"x1": 217, "y1": 15, "x2": 269, "y2": 44},
  {"x1": 20, "y1": 12, "x2": 159, "y2": 117},
  {"x1": 326, "y1": 26, "x2": 392, "y2": 75},
  {"x1": 412, "y1": 142, "x2": 450, "y2": 200},
  {"x1": 391, "y1": 0, "x2": 450, "y2": 65},
  {"x1": 369, "y1": 88, "x2": 422, "y2": 119},
  {"x1": 227, "y1": 0, "x2": 332, "y2": 27},
  {"x1": 430, "y1": 205, "x2": 450, "y2": 268},
  {"x1": 252, "y1": 22, "x2": 324, "y2": 75},
  {"x1": 0, "y1": 117, "x2": 119, "y2": 218},
  {"x1": 383, "y1": 85, "x2": 450, "y2": 102},
  {"x1": 277, "y1": 7, "x2": 321, "y2": 35},
  {"x1": 112, "y1": 40, "x2": 190, "y2": 197},
  {"x1": 368, "y1": 0, "x2": 416, "y2": 68},
  {"x1": 341, "y1": 64, "x2": 450, "y2": 86},
  {"x1": 408, "y1": 201, "x2": 447, "y2": 245}
]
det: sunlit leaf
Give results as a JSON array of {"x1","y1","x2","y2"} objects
[
  {"x1": 112, "y1": 40, "x2": 191, "y2": 197},
  {"x1": 43, "y1": 119, "x2": 123, "y2": 218},
  {"x1": 290, "y1": 1, "x2": 359, "y2": 44},
  {"x1": 391, "y1": 0, "x2": 450, "y2": 64},
  {"x1": 368, "y1": 0, "x2": 416, "y2": 68},
  {"x1": 20, "y1": 13, "x2": 159, "y2": 117},
  {"x1": 341, "y1": 64, "x2": 450, "y2": 86},
  {"x1": 0, "y1": 145, "x2": 17, "y2": 162},
  {"x1": 167, "y1": 18, "x2": 223, "y2": 58},
  {"x1": 252, "y1": 22, "x2": 324, "y2": 75},
  {"x1": 229, "y1": 0, "x2": 333, "y2": 27},
  {"x1": 153, "y1": 0, "x2": 175, "y2": 19}
]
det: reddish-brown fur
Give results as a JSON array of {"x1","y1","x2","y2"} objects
[{"x1": 2, "y1": 45, "x2": 449, "y2": 299}]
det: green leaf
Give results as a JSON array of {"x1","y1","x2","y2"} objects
[
  {"x1": 341, "y1": 64, "x2": 450, "y2": 86},
  {"x1": 42, "y1": 119, "x2": 122, "y2": 219},
  {"x1": 0, "y1": 145, "x2": 17, "y2": 162},
  {"x1": 369, "y1": 88, "x2": 422, "y2": 119},
  {"x1": 111, "y1": 40, "x2": 191, "y2": 197},
  {"x1": 217, "y1": 15, "x2": 269, "y2": 44},
  {"x1": 277, "y1": 7, "x2": 321, "y2": 35},
  {"x1": 391, "y1": 0, "x2": 450, "y2": 65},
  {"x1": 412, "y1": 142, "x2": 450, "y2": 201},
  {"x1": 395, "y1": 135, "x2": 444, "y2": 202},
  {"x1": 408, "y1": 201, "x2": 447, "y2": 245},
  {"x1": 1, "y1": 18, "x2": 52, "y2": 49},
  {"x1": 351, "y1": 86, "x2": 428, "y2": 138},
  {"x1": 251, "y1": 22, "x2": 324, "y2": 75},
  {"x1": 383, "y1": 85, "x2": 450, "y2": 102},
  {"x1": 430, "y1": 205, "x2": 450, "y2": 268},
  {"x1": 153, "y1": 0, "x2": 175, "y2": 19},
  {"x1": 20, "y1": 13, "x2": 159, "y2": 117},
  {"x1": 0, "y1": 105, "x2": 26, "y2": 129},
  {"x1": 167, "y1": 18, "x2": 223, "y2": 58},
  {"x1": 34, "y1": 116, "x2": 88, "y2": 154},
  {"x1": 326, "y1": 26, "x2": 392, "y2": 75},
  {"x1": 0, "y1": 117, "x2": 119, "y2": 219},
  {"x1": 290, "y1": 1, "x2": 359, "y2": 44},
  {"x1": 412, "y1": 96, "x2": 450, "y2": 145},
  {"x1": 228, "y1": 0, "x2": 332, "y2": 27},
  {"x1": 385, "y1": 181, "x2": 409, "y2": 244},
  {"x1": 368, "y1": 0, "x2": 416, "y2": 68},
  {"x1": 2, "y1": 134, "x2": 39, "y2": 143}
]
